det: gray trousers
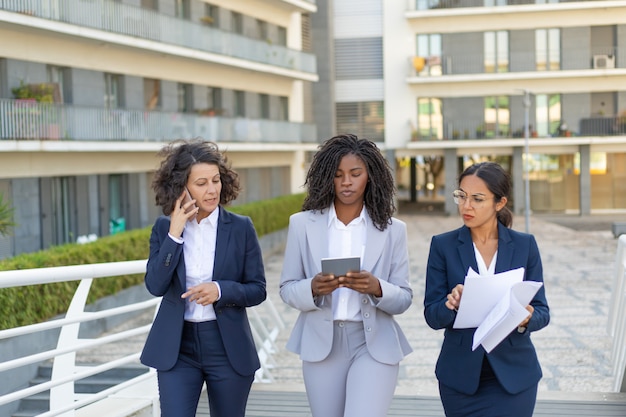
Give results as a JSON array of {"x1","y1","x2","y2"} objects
[{"x1": 302, "y1": 321, "x2": 399, "y2": 417}]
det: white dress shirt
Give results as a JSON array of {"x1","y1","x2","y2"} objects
[
  {"x1": 179, "y1": 208, "x2": 220, "y2": 322},
  {"x1": 327, "y1": 203, "x2": 366, "y2": 321},
  {"x1": 473, "y1": 242, "x2": 497, "y2": 276}
]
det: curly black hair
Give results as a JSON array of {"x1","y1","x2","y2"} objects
[
  {"x1": 302, "y1": 134, "x2": 396, "y2": 231},
  {"x1": 152, "y1": 139, "x2": 240, "y2": 215}
]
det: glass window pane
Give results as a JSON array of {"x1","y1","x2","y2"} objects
[
  {"x1": 535, "y1": 29, "x2": 547, "y2": 71},
  {"x1": 484, "y1": 32, "x2": 495, "y2": 73}
]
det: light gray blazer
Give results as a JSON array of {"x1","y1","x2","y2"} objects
[{"x1": 279, "y1": 209, "x2": 413, "y2": 365}]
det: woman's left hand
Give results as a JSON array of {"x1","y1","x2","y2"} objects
[
  {"x1": 518, "y1": 305, "x2": 534, "y2": 327},
  {"x1": 182, "y1": 282, "x2": 219, "y2": 306},
  {"x1": 338, "y1": 271, "x2": 382, "y2": 297}
]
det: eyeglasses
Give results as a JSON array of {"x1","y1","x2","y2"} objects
[{"x1": 452, "y1": 190, "x2": 493, "y2": 208}]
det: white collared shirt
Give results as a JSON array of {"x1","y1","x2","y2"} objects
[
  {"x1": 473, "y1": 242, "x2": 497, "y2": 276},
  {"x1": 182, "y1": 208, "x2": 219, "y2": 322},
  {"x1": 327, "y1": 203, "x2": 366, "y2": 321}
]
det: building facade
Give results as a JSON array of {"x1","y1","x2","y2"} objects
[
  {"x1": 0, "y1": 0, "x2": 318, "y2": 258},
  {"x1": 312, "y1": 0, "x2": 626, "y2": 217}
]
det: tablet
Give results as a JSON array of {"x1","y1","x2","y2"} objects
[{"x1": 321, "y1": 256, "x2": 361, "y2": 276}]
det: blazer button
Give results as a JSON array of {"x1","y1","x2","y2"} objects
[{"x1": 164, "y1": 253, "x2": 172, "y2": 266}]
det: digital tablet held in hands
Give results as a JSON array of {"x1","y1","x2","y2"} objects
[{"x1": 321, "y1": 256, "x2": 361, "y2": 277}]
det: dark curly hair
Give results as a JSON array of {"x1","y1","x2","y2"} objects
[
  {"x1": 458, "y1": 161, "x2": 513, "y2": 228},
  {"x1": 302, "y1": 134, "x2": 396, "y2": 231},
  {"x1": 152, "y1": 139, "x2": 240, "y2": 215}
]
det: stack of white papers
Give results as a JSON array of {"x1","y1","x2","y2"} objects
[{"x1": 453, "y1": 267, "x2": 542, "y2": 353}]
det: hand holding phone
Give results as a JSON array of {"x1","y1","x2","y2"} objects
[{"x1": 182, "y1": 188, "x2": 198, "y2": 220}]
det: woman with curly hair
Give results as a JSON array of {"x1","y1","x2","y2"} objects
[
  {"x1": 279, "y1": 134, "x2": 413, "y2": 417},
  {"x1": 140, "y1": 139, "x2": 266, "y2": 417}
]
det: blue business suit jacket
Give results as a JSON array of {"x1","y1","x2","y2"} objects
[
  {"x1": 279, "y1": 210, "x2": 413, "y2": 365},
  {"x1": 140, "y1": 206, "x2": 266, "y2": 376},
  {"x1": 424, "y1": 222, "x2": 549, "y2": 395}
]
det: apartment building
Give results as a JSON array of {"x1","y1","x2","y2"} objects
[
  {"x1": 0, "y1": 0, "x2": 318, "y2": 258},
  {"x1": 312, "y1": 0, "x2": 626, "y2": 216}
]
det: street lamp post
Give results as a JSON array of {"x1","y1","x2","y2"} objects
[{"x1": 522, "y1": 90, "x2": 531, "y2": 234}]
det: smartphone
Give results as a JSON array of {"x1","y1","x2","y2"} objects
[{"x1": 182, "y1": 187, "x2": 198, "y2": 219}]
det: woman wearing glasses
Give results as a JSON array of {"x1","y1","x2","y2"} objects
[{"x1": 423, "y1": 161, "x2": 549, "y2": 417}]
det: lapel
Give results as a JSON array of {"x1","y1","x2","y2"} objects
[
  {"x1": 213, "y1": 206, "x2": 231, "y2": 280},
  {"x1": 494, "y1": 222, "x2": 514, "y2": 274},
  {"x1": 305, "y1": 210, "x2": 328, "y2": 271},
  {"x1": 362, "y1": 219, "x2": 386, "y2": 273},
  {"x1": 457, "y1": 225, "x2": 479, "y2": 275}
]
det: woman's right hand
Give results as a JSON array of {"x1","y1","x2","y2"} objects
[
  {"x1": 311, "y1": 273, "x2": 340, "y2": 297},
  {"x1": 445, "y1": 284, "x2": 464, "y2": 311},
  {"x1": 169, "y1": 192, "x2": 198, "y2": 238}
]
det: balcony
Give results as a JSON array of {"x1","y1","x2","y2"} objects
[
  {"x1": 410, "y1": 115, "x2": 626, "y2": 143},
  {"x1": 0, "y1": 0, "x2": 316, "y2": 75},
  {"x1": 408, "y1": 47, "x2": 623, "y2": 78},
  {"x1": 407, "y1": 0, "x2": 608, "y2": 11},
  {"x1": 0, "y1": 99, "x2": 317, "y2": 144}
]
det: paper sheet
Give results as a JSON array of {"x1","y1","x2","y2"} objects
[{"x1": 453, "y1": 267, "x2": 525, "y2": 329}]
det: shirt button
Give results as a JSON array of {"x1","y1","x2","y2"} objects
[
  {"x1": 361, "y1": 298, "x2": 368, "y2": 304},
  {"x1": 338, "y1": 321, "x2": 345, "y2": 327},
  {"x1": 363, "y1": 312, "x2": 370, "y2": 318},
  {"x1": 365, "y1": 326, "x2": 372, "y2": 332}
]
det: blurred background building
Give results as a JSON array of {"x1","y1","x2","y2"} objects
[{"x1": 1, "y1": 0, "x2": 626, "y2": 259}]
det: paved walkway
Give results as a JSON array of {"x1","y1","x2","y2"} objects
[
  {"x1": 258, "y1": 209, "x2": 626, "y2": 397},
  {"x1": 78, "y1": 210, "x2": 626, "y2": 401}
]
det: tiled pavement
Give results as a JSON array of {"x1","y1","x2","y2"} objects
[
  {"x1": 259, "y1": 210, "x2": 626, "y2": 397},
  {"x1": 79, "y1": 209, "x2": 626, "y2": 399}
]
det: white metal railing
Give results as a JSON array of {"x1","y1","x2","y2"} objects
[
  {"x1": 609, "y1": 235, "x2": 626, "y2": 392},
  {"x1": 0, "y1": 0, "x2": 316, "y2": 74},
  {"x1": 0, "y1": 259, "x2": 284, "y2": 416},
  {"x1": 0, "y1": 99, "x2": 318, "y2": 143},
  {"x1": 0, "y1": 260, "x2": 155, "y2": 417},
  {"x1": 407, "y1": 0, "x2": 615, "y2": 11}
]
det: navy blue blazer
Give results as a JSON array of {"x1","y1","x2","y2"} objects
[
  {"x1": 424, "y1": 222, "x2": 549, "y2": 395},
  {"x1": 140, "y1": 206, "x2": 266, "y2": 376}
]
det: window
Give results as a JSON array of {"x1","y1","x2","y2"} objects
[
  {"x1": 260, "y1": 94, "x2": 269, "y2": 119},
  {"x1": 256, "y1": 19, "x2": 268, "y2": 41},
  {"x1": 234, "y1": 90, "x2": 245, "y2": 117},
  {"x1": 144, "y1": 79, "x2": 160, "y2": 110},
  {"x1": 277, "y1": 26, "x2": 287, "y2": 46},
  {"x1": 536, "y1": 28, "x2": 560, "y2": 71},
  {"x1": 232, "y1": 12, "x2": 243, "y2": 35},
  {"x1": 177, "y1": 83, "x2": 192, "y2": 113},
  {"x1": 416, "y1": 34, "x2": 442, "y2": 76},
  {"x1": 484, "y1": 31, "x2": 509, "y2": 73},
  {"x1": 207, "y1": 87, "x2": 222, "y2": 114},
  {"x1": 203, "y1": 4, "x2": 219, "y2": 26},
  {"x1": 141, "y1": 0, "x2": 157, "y2": 10},
  {"x1": 46, "y1": 65, "x2": 64, "y2": 103},
  {"x1": 175, "y1": 0, "x2": 190, "y2": 19},
  {"x1": 104, "y1": 73, "x2": 120, "y2": 109},
  {"x1": 109, "y1": 174, "x2": 126, "y2": 235},
  {"x1": 278, "y1": 96, "x2": 288, "y2": 121},
  {"x1": 536, "y1": 94, "x2": 561, "y2": 137},
  {"x1": 417, "y1": 98, "x2": 443, "y2": 140},
  {"x1": 336, "y1": 101, "x2": 384, "y2": 142},
  {"x1": 484, "y1": 96, "x2": 510, "y2": 138}
]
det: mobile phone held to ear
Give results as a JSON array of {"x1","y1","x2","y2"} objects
[{"x1": 182, "y1": 188, "x2": 198, "y2": 219}]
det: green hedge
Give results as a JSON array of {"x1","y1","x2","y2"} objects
[{"x1": 0, "y1": 193, "x2": 305, "y2": 330}]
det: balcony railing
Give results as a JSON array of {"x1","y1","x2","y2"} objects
[
  {"x1": 408, "y1": 47, "x2": 623, "y2": 77},
  {"x1": 0, "y1": 99, "x2": 317, "y2": 143},
  {"x1": 1, "y1": 0, "x2": 316, "y2": 74},
  {"x1": 408, "y1": 0, "x2": 610, "y2": 11},
  {"x1": 411, "y1": 115, "x2": 626, "y2": 142}
]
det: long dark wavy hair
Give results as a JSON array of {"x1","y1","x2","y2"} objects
[
  {"x1": 152, "y1": 139, "x2": 240, "y2": 215},
  {"x1": 458, "y1": 161, "x2": 513, "y2": 228},
  {"x1": 302, "y1": 134, "x2": 396, "y2": 231}
]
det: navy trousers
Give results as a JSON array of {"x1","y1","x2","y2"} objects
[{"x1": 157, "y1": 320, "x2": 254, "y2": 417}]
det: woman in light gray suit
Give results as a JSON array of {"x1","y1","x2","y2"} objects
[{"x1": 279, "y1": 134, "x2": 413, "y2": 417}]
